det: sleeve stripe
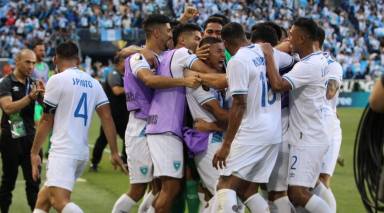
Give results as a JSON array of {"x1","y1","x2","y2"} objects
[
  {"x1": 231, "y1": 90, "x2": 248, "y2": 95},
  {"x1": 199, "y1": 97, "x2": 216, "y2": 105},
  {"x1": 44, "y1": 100, "x2": 58, "y2": 107},
  {"x1": 95, "y1": 100, "x2": 110, "y2": 109},
  {"x1": 136, "y1": 65, "x2": 151, "y2": 70},
  {"x1": 187, "y1": 56, "x2": 198, "y2": 69},
  {"x1": 282, "y1": 76, "x2": 295, "y2": 89}
]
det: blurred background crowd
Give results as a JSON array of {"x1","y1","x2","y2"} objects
[{"x1": 0, "y1": 0, "x2": 383, "y2": 80}]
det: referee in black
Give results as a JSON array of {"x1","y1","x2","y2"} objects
[
  {"x1": 0, "y1": 49, "x2": 44, "y2": 212},
  {"x1": 90, "y1": 54, "x2": 128, "y2": 171}
]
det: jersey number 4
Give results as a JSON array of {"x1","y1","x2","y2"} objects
[
  {"x1": 74, "y1": 92, "x2": 88, "y2": 126},
  {"x1": 260, "y1": 73, "x2": 276, "y2": 107}
]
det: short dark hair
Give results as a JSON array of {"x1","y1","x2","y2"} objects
[
  {"x1": 251, "y1": 24, "x2": 279, "y2": 46},
  {"x1": 254, "y1": 22, "x2": 282, "y2": 41},
  {"x1": 199, "y1": 37, "x2": 223, "y2": 47},
  {"x1": 316, "y1": 26, "x2": 325, "y2": 48},
  {"x1": 30, "y1": 38, "x2": 44, "y2": 49},
  {"x1": 203, "y1": 17, "x2": 224, "y2": 30},
  {"x1": 173, "y1": 23, "x2": 202, "y2": 46},
  {"x1": 143, "y1": 14, "x2": 171, "y2": 37},
  {"x1": 55, "y1": 41, "x2": 79, "y2": 59},
  {"x1": 221, "y1": 22, "x2": 246, "y2": 43},
  {"x1": 293, "y1": 17, "x2": 319, "y2": 41},
  {"x1": 280, "y1": 26, "x2": 288, "y2": 39},
  {"x1": 209, "y1": 14, "x2": 229, "y2": 25}
]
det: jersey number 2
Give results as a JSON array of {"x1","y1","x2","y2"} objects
[{"x1": 74, "y1": 92, "x2": 88, "y2": 126}]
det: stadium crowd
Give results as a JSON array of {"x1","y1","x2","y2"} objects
[{"x1": 0, "y1": 0, "x2": 384, "y2": 79}]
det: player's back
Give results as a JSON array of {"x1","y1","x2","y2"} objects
[
  {"x1": 45, "y1": 68, "x2": 108, "y2": 160},
  {"x1": 227, "y1": 44, "x2": 281, "y2": 145}
]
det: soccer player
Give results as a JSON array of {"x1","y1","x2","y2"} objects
[
  {"x1": 112, "y1": 15, "x2": 205, "y2": 213},
  {"x1": 262, "y1": 17, "x2": 331, "y2": 212},
  {"x1": 185, "y1": 37, "x2": 228, "y2": 210},
  {"x1": 251, "y1": 23, "x2": 297, "y2": 213},
  {"x1": 212, "y1": 22, "x2": 281, "y2": 213},
  {"x1": 30, "y1": 41, "x2": 127, "y2": 213},
  {"x1": 312, "y1": 26, "x2": 343, "y2": 213}
]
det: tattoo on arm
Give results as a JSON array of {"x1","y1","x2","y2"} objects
[{"x1": 326, "y1": 79, "x2": 339, "y2": 100}]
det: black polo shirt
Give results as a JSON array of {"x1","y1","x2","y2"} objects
[
  {"x1": 0, "y1": 73, "x2": 36, "y2": 136},
  {"x1": 104, "y1": 70, "x2": 128, "y2": 123}
]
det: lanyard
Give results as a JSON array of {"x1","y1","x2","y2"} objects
[{"x1": 25, "y1": 78, "x2": 30, "y2": 97}]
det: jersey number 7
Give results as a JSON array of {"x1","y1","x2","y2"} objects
[{"x1": 74, "y1": 92, "x2": 88, "y2": 126}]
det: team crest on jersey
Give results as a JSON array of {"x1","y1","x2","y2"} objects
[
  {"x1": 12, "y1": 86, "x2": 19, "y2": 92},
  {"x1": 140, "y1": 166, "x2": 148, "y2": 176},
  {"x1": 173, "y1": 161, "x2": 181, "y2": 171},
  {"x1": 134, "y1": 54, "x2": 143, "y2": 60}
]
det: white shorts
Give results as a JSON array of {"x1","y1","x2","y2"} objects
[
  {"x1": 321, "y1": 125, "x2": 342, "y2": 175},
  {"x1": 125, "y1": 135, "x2": 153, "y2": 184},
  {"x1": 194, "y1": 138, "x2": 222, "y2": 194},
  {"x1": 147, "y1": 134, "x2": 184, "y2": 178},
  {"x1": 220, "y1": 142, "x2": 279, "y2": 183},
  {"x1": 45, "y1": 155, "x2": 87, "y2": 191},
  {"x1": 267, "y1": 141, "x2": 289, "y2": 192},
  {"x1": 288, "y1": 144, "x2": 329, "y2": 188}
]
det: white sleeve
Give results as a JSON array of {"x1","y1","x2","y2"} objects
[
  {"x1": 43, "y1": 75, "x2": 61, "y2": 107},
  {"x1": 326, "y1": 61, "x2": 343, "y2": 83},
  {"x1": 282, "y1": 62, "x2": 314, "y2": 90},
  {"x1": 273, "y1": 49, "x2": 295, "y2": 70},
  {"x1": 191, "y1": 86, "x2": 216, "y2": 105},
  {"x1": 94, "y1": 80, "x2": 109, "y2": 109},
  {"x1": 129, "y1": 53, "x2": 151, "y2": 77},
  {"x1": 227, "y1": 58, "x2": 249, "y2": 95},
  {"x1": 171, "y1": 47, "x2": 198, "y2": 74}
]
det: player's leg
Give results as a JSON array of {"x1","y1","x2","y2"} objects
[
  {"x1": 267, "y1": 142, "x2": 294, "y2": 213},
  {"x1": 287, "y1": 145, "x2": 330, "y2": 213},
  {"x1": 90, "y1": 126, "x2": 108, "y2": 171},
  {"x1": 45, "y1": 156, "x2": 87, "y2": 213},
  {"x1": 113, "y1": 135, "x2": 153, "y2": 212},
  {"x1": 0, "y1": 135, "x2": 20, "y2": 213},
  {"x1": 33, "y1": 186, "x2": 51, "y2": 213},
  {"x1": 147, "y1": 135, "x2": 184, "y2": 213}
]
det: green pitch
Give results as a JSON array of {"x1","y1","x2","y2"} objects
[{"x1": 4, "y1": 108, "x2": 365, "y2": 212}]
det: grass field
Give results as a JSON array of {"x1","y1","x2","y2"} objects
[{"x1": 3, "y1": 108, "x2": 365, "y2": 213}]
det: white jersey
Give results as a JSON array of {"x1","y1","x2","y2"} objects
[
  {"x1": 44, "y1": 68, "x2": 109, "y2": 160},
  {"x1": 323, "y1": 52, "x2": 343, "y2": 116},
  {"x1": 227, "y1": 44, "x2": 283, "y2": 145},
  {"x1": 186, "y1": 86, "x2": 217, "y2": 123},
  {"x1": 282, "y1": 51, "x2": 329, "y2": 146}
]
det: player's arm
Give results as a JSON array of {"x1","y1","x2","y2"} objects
[
  {"x1": 369, "y1": 77, "x2": 384, "y2": 113},
  {"x1": 202, "y1": 99, "x2": 229, "y2": 129},
  {"x1": 185, "y1": 69, "x2": 228, "y2": 89},
  {"x1": 111, "y1": 86, "x2": 125, "y2": 96},
  {"x1": 326, "y1": 79, "x2": 339, "y2": 100},
  {"x1": 30, "y1": 104, "x2": 55, "y2": 181},
  {"x1": 96, "y1": 104, "x2": 128, "y2": 174},
  {"x1": 194, "y1": 119, "x2": 224, "y2": 132},
  {"x1": 137, "y1": 68, "x2": 201, "y2": 89},
  {"x1": 0, "y1": 84, "x2": 43, "y2": 115},
  {"x1": 213, "y1": 94, "x2": 246, "y2": 169},
  {"x1": 119, "y1": 46, "x2": 159, "y2": 68},
  {"x1": 261, "y1": 43, "x2": 292, "y2": 92}
]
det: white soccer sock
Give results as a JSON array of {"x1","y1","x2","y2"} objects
[
  {"x1": 216, "y1": 189, "x2": 238, "y2": 213},
  {"x1": 112, "y1": 194, "x2": 136, "y2": 213},
  {"x1": 313, "y1": 182, "x2": 336, "y2": 213},
  {"x1": 270, "y1": 196, "x2": 294, "y2": 213},
  {"x1": 138, "y1": 192, "x2": 155, "y2": 213},
  {"x1": 305, "y1": 195, "x2": 331, "y2": 213},
  {"x1": 198, "y1": 192, "x2": 207, "y2": 211},
  {"x1": 244, "y1": 193, "x2": 270, "y2": 213},
  {"x1": 62, "y1": 202, "x2": 84, "y2": 213},
  {"x1": 32, "y1": 209, "x2": 47, "y2": 213}
]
